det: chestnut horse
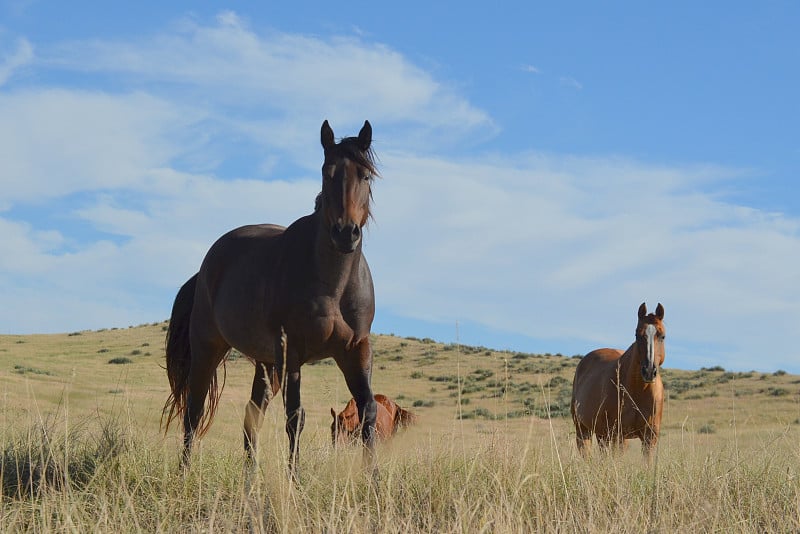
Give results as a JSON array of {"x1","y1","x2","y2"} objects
[
  {"x1": 331, "y1": 394, "x2": 417, "y2": 446},
  {"x1": 571, "y1": 303, "x2": 666, "y2": 461},
  {"x1": 162, "y1": 121, "x2": 380, "y2": 477}
]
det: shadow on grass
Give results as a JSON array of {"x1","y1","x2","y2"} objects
[{"x1": 1, "y1": 414, "x2": 128, "y2": 499}]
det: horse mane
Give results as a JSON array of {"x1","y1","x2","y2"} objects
[
  {"x1": 395, "y1": 406, "x2": 417, "y2": 428},
  {"x1": 641, "y1": 313, "x2": 661, "y2": 324},
  {"x1": 330, "y1": 136, "x2": 380, "y2": 179}
]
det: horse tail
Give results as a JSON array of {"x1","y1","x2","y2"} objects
[
  {"x1": 161, "y1": 273, "x2": 198, "y2": 434},
  {"x1": 395, "y1": 406, "x2": 417, "y2": 429}
]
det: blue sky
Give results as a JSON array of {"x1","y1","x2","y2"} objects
[{"x1": 1, "y1": 1, "x2": 798, "y2": 373}]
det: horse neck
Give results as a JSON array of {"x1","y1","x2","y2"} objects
[
  {"x1": 312, "y1": 212, "x2": 362, "y2": 293},
  {"x1": 618, "y1": 342, "x2": 648, "y2": 390}
]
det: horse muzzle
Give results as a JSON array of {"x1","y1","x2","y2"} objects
[
  {"x1": 330, "y1": 221, "x2": 361, "y2": 253},
  {"x1": 641, "y1": 365, "x2": 658, "y2": 383}
]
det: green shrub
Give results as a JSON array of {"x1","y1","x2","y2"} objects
[
  {"x1": 13, "y1": 365, "x2": 52, "y2": 376},
  {"x1": 457, "y1": 407, "x2": 493, "y2": 420}
]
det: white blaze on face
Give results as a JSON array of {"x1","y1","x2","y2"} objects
[{"x1": 644, "y1": 324, "x2": 657, "y2": 368}]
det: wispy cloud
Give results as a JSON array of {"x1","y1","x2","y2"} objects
[
  {"x1": 522, "y1": 64, "x2": 540, "y2": 74},
  {"x1": 559, "y1": 76, "x2": 583, "y2": 90},
  {"x1": 44, "y1": 16, "x2": 494, "y2": 150},
  {"x1": 0, "y1": 37, "x2": 33, "y2": 86}
]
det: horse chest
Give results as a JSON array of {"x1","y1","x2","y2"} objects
[
  {"x1": 286, "y1": 297, "x2": 362, "y2": 354},
  {"x1": 619, "y1": 388, "x2": 660, "y2": 432},
  {"x1": 580, "y1": 381, "x2": 659, "y2": 438}
]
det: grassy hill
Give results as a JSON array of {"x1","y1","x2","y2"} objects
[{"x1": 2, "y1": 322, "x2": 799, "y2": 531}]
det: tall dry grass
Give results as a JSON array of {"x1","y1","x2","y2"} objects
[
  {"x1": 2, "y1": 401, "x2": 798, "y2": 533},
  {"x1": 2, "y1": 325, "x2": 799, "y2": 532}
]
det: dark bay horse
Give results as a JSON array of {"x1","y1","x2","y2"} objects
[
  {"x1": 331, "y1": 394, "x2": 417, "y2": 446},
  {"x1": 571, "y1": 303, "x2": 666, "y2": 462},
  {"x1": 162, "y1": 120, "x2": 380, "y2": 477}
]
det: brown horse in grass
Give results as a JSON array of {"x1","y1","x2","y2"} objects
[
  {"x1": 331, "y1": 394, "x2": 416, "y2": 446},
  {"x1": 571, "y1": 303, "x2": 666, "y2": 462},
  {"x1": 162, "y1": 121, "x2": 380, "y2": 478}
]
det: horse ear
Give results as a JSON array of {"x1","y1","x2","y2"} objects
[
  {"x1": 321, "y1": 120, "x2": 335, "y2": 151},
  {"x1": 357, "y1": 120, "x2": 372, "y2": 151},
  {"x1": 330, "y1": 407, "x2": 336, "y2": 419},
  {"x1": 638, "y1": 302, "x2": 647, "y2": 319},
  {"x1": 655, "y1": 303, "x2": 665, "y2": 320}
]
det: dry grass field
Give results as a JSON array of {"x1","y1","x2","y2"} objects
[{"x1": 1, "y1": 322, "x2": 799, "y2": 532}]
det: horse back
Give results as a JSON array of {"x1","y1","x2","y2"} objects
[
  {"x1": 199, "y1": 224, "x2": 287, "y2": 286},
  {"x1": 574, "y1": 348, "x2": 625, "y2": 382}
]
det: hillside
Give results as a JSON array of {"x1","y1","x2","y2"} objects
[
  {"x1": 2, "y1": 321, "x2": 798, "y2": 444},
  {"x1": 2, "y1": 322, "x2": 799, "y2": 531}
]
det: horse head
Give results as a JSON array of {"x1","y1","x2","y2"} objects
[
  {"x1": 330, "y1": 400, "x2": 359, "y2": 446},
  {"x1": 319, "y1": 120, "x2": 377, "y2": 254},
  {"x1": 635, "y1": 302, "x2": 666, "y2": 383}
]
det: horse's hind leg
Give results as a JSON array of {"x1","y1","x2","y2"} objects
[
  {"x1": 244, "y1": 362, "x2": 280, "y2": 463},
  {"x1": 182, "y1": 335, "x2": 229, "y2": 468},
  {"x1": 282, "y1": 365, "x2": 305, "y2": 480}
]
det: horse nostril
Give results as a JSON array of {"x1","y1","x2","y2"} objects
[{"x1": 351, "y1": 225, "x2": 361, "y2": 239}]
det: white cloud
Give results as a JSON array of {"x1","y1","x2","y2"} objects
[
  {"x1": 0, "y1": 37, "x2": 33, "y2": 86},
  {"x1": 44, "y1": 16, "x2": 494, "y2": 149},
  {"x1": 0, "y1": 89, "x2": 202, "y2": 203},
  {"x1": 0, "y1": 12, "x2": 797, "y2": 373},
  {"x1": 559, "y1": 76, "x2": 583, "y2": 90},
  {"x1": 368, "y1": 151, "x2": 800, "y2": 371}
]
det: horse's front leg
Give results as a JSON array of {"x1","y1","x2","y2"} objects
[
  {"x1": 336, "y1": 339, "x2": 378, "y2": 470},
  {"x1": 641, "y1": 424, "x2": 660, "y2": 465},
  {"x1": 283, "y1": 363, "x2": 306, "y2": 481}
]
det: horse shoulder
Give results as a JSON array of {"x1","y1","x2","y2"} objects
[
  {"x1": 650, "y1": 377, "x2": 666, "y2": 410},
  {"x1": 340, "y1": 256, "x2": 375, "y2": 326}
]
